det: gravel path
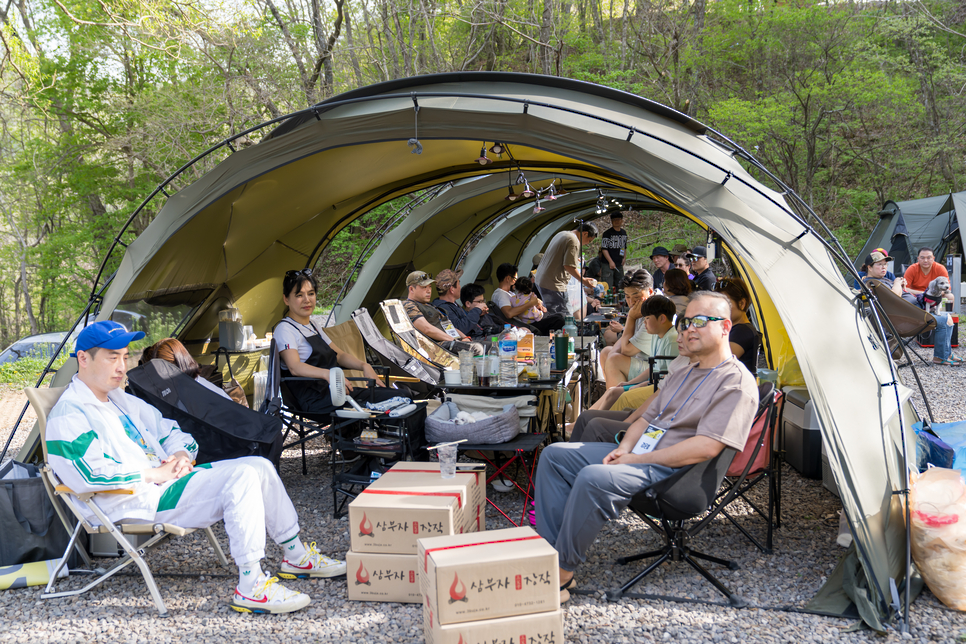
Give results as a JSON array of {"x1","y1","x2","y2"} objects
[{"x1": 2, "y1": 347, "x2": 966, "y2": 644}]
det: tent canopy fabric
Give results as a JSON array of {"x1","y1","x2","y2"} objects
[
  {"x1": 858, "y1": 193, "x2": 965, "y2": 269},
  {"x1": 62, "y1": 72, "x2": 915, "y2": 629}
]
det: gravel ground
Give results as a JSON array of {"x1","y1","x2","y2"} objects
[{"x1": 2, "y1": 343, "x2": 966, "y2": 644}]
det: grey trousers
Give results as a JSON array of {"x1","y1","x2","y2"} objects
[
  {"x1": 534, "y1": 442, "x2": 676, "y2": 570},
  {"x1": 541, "y1": 289, "x2": 569, "y2": 317},
  {"x1": 569, "y1": 410, "x2": 632, "y2": 443}
]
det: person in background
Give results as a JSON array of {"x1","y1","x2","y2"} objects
[
  {"x1": 689, "y1": 246, "x2": 716, "y2": 291},
  {"x1": 432, "y1": 269, "x2": 480, "y2": 338},
  {"x1": 601, "y1": 269, "x2": 651, "y2": 346},
  {"x1": 669, "y1": 243, "x2": 689, "y2": 266},
  {"x1": 673, "y1": 254, "x2": 692, "y2": 279},
  {"x1": 141, "y1": 338, "x2": 233, "y2": 402},
  {"x1": 510, "y1": 276, "x2": 548, "y2": 326},
  {"x1": 402, "y1": 270, "x2": 484, "y2": 355},
  {"x1": 535, "y1": 223, "x2": 599, "y2": 316},
  {"x1": 492, "y1": 263, "x2": 564, "y2": 334},
  {"x1": 650, "y1": 246, "x2": 671, "y2": 290},
  {"x1": 599, "y1": 270, "x2": 655, "y2": 387},
  {"x1": 662, "y1": 268, "x2": 692, "y2": 317},
  {"x1": 903, "y1": 247, "x2": 949, "y2": 296},
  {"x1": 47, "y1": 321, "x2": 346, "y2": 615},
  {"x1": 864, "y1": 250, "x2": 961, "y2": 366},
  {"x1": 459, "y1": 283, "x2": 504, "y2": 337},
  {"x1": 712, "y1": 277, "x2": 762, "y2": 375},
  {"x1": 600, "y1": 212, "x2": 628, "y2": 291},
  {"x1": 853, "y1": 248, "x2": 895, "y2": 289}
]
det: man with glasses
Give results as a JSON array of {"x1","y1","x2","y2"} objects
[
  {"x1": 535, "y1": 292, "x2": 759, "y2": 603},
  {"x1": 455, "y1": 283, "x2": 503, "y2": 338},
  {"x1": 403, "y1": 271, "x2": 484, "y2": 355},
  {"x1": 688, "y1": 246, "x2": 716, "y2": 291}
]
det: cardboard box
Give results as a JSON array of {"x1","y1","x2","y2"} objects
[
  {"x1": 419, "y1": 527, "x2": 559, "y2": 625},
  {"x1": 346, "y1": 551, "x2": 421, "y2": 603},
  {"x1": 378, "y1": 462, "x2": 486, "y2": 532},
  {"x1": 517, "y1": 333, "x2": 534, "y2": 358},
  {"x1": 349, "y1": 491, "x2": 460, "y2": 554},
  {"x1": 424, "y1": 603, "x2": 564, "y2": 644}
]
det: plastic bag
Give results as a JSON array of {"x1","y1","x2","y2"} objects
[
  {"x1": 909, "y1": 467, "x2": 966, "y2": 610},
  {"x1": 925, "y1": 420, "x2": 966, "y2": 478}
]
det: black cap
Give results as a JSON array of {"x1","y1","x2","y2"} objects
[
  {"x1": 650, "y1": 246, "x2": 670, "y2": 258},
  {"x1": 688, "y1": 246, "x2": 708, "y2": 259}
]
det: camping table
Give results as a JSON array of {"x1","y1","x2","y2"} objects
[
  {"x1": 455, "y1": 432, "x2": 547, "y2": 528},
  {"x1": 438, "y1": 380, "x2": 560, "y2": 435}
]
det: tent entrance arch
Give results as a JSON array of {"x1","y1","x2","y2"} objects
[{"x1": 12, "y1": 73, "x2": 927, "y2": 632}]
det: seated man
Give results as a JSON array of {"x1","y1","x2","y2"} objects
[
  {"x1": 492, "y1": 262, "x2": 564, "y2": 334},
  {"x1": 46, "y1": 321, "x2": 346, "y2": 615},
  {"x1": 590, "y1": 295, "x2": 680, "y2": 416},
  {"x1": 403, "y1": 270, "x2": 485, "y2": 355},
  {"x1": 432, "y1": 269, "x2": 479, "y2": 338},
  {"x1": 459, "y1": 283, "x2": 504, "y2": 338},
  {"x1": 535, "y1": 292, "x2": 759, "y2": 601}
]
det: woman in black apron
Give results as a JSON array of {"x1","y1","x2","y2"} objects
[{"x1": 275, "y1": 270, "x2": 401, "y2": 420}]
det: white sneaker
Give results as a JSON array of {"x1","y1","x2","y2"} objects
[
  {"x1": 278, "y1": 542, "x2": 347, "y2": 579},
  {"x1": 230, "y1": 573, "x2": 310, "y2": 614}
]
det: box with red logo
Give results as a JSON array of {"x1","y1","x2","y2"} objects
[
  {"x1": 375, "y1": 462, "x2": 486, "y2": 533},
  {"x1": 346, "y1": 551, "x2": 421, "y2": 603},
  {"x1": 349, "y1": 488, "x2": 461, "y2": 554},
  {"x1": 423, "y1": 602, "x2": 564, "y2": 644},
  {"x1": 418, "y1": 527, "x2": 559, "y2": 625}
]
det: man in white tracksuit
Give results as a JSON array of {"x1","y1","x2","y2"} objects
[{"x1": 46, "y1": 320, "x2": 345, "y2": 614}]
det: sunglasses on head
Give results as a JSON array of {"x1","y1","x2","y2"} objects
[
  {"x1": 285, "y1": 268, "x2": 313, "y2": 278},
  {"x1": 676, "y1": 315, "x2": 726, "y2": 331}
]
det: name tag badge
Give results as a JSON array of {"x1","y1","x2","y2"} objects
[
  {"x1": 631, "y1": 422, "x2": 668, "y2": 455},
  {"x1": 441, "y1": 319, "x2": 461, "y2": 339}
]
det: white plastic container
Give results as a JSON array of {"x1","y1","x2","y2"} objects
[{"x1": 498, "y1": 325, "x2": 518, "y2": 387}]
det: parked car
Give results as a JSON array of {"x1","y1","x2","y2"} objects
[{"x1": 0, "y1": 332, "x2": 72, "y2": 365}]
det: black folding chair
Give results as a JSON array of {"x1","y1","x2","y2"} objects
[{"x1": 606, "y1": 382, "x2": 776, "y2": 607}]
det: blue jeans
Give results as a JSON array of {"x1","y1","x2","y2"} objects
[{"x1": 931, "y1": 313, "x2": 953, "y2": 361}]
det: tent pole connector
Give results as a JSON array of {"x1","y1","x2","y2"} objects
[
  {"x1": 523, "y1": 100, "x2": 529, "y2": 114},
  {"x1": 880, "y1": 380, "x2": 898, "y2": 388},
  {"x1": 161, "y1": 187, "x2": 170, "y2": 198},
  {"x1": 794, "y1": 230, "x2": 808, "y2": 241},
  {"x1": 312, "y1": 108, "x2": 321, "y2": 121},
  {"x1": 891, "y1": 489, "x2": 910, "y2": 495},
  {"x1": 626, "y1": 130, "x2": 634, "y2": 142},
  {"x1": 721, "y1": 171, "x2": 732, "y2": 186},
  {"x1": 226, "y1": 141, "x2": 236, "y2": 153}
]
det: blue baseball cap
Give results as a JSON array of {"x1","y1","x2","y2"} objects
[{"x1": 71, "y1": 320, "x2": 145, "y2": 357}]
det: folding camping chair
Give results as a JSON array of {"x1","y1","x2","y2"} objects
[
  {"x1": 863, "y1": 278, "x2": 937, "y2": 367},
  {"x1": 351, "y1": 307, "x2": 442, "y2": 391},
  {"x1": 24, "y1": 387, "x2": 230, "y2": 617},
  {"x1": 378, "y1": 299, "x2": 460, "y2": 371},
  {"x1": 606, "y1": 382, "x2": 777, "y2": 606},
  {"x1": 712, "y1": 384, "x2": 783, "y2": 553}
]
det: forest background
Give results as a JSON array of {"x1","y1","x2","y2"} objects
[{"x1": 1, "y1": 0, "x2": 965, "y2": 351}]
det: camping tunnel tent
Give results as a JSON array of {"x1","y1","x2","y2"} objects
[{"x1": 28, "y1": 73, "x2": 920, "y2": 631}]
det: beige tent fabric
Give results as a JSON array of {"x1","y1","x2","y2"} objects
[{"x1": 61, "y1": 74, "x2": 914, "y2": 627}]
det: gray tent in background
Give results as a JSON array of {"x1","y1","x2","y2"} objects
[{"x1": 857, "y1": 193, "x2": 965, "y2": 269}]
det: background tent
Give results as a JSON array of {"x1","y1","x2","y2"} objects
[
  {"x1": 857, "y1": 193, "x2": 965, "y2": 269},
  {"x1": 31, "y1": 72, "x2": 919, "y2": 630}
]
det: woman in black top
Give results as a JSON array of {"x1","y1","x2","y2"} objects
[
  {"x1": 274, "y1": 270, "x2": 399, "y2": 420},
  {"x1": 712, "y1": 277, "x2": 762, "y2": 375}
]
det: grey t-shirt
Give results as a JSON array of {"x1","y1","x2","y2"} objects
[
  {"x1": 641, "y1": 356, "x2": 758, "y2": 452},
  {"x1": 535, "y1": 231, "x2": 580, "y2": 292}
]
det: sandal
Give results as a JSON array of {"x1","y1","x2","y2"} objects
[
  {"x1": 560, "y1": 576, "x2": 577, "y2": 592},
  {"x1": 933, "y1": 357, "x2": 963, "y2": 366}
]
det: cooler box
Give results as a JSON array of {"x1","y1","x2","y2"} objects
[
  {"x1": 780, "y1": 387, "x2": 822, "y2": 480},
  {"x1": 918, "y1": 314, "x2": 959, "y2": 348}
]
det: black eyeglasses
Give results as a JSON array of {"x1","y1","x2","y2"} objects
[
  {"x1": 676, "y1": 315, "x2": 726, "y2": 331},
  {"x1": 285, "y1": 269, "x2": 313, "y2": 278}
]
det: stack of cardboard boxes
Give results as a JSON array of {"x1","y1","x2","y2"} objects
[
  {"x1": 419, "y1": 526, "x2": 565, "y2": 644},
  {"x1": 346, "y1": 462, "x2": 486, "y2": 603}
]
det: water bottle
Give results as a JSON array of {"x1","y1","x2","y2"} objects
[
  {"x1": 550, "y1": 331, "x2": 557, "y2": 362},
  {"x1": 498, "y1": 325, "x2": 518, "y2": 387},
  {"x1": 563, "y1": 316, "x2": 577, "y2": 357}
]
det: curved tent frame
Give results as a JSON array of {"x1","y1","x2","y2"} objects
[{"x1": 30, "y1": 72, "x2": 921, "y2": 631}]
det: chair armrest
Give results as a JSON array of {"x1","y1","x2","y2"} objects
[
  {"x1": 387, "y1": 376, "x2": 421, "y2": 384},
  {"x1": 55, "y1": 484, "x2": 134, "y2": 496}
]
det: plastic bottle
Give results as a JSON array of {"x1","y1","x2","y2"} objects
[
  {"x1": 563, "y1": 316, "x2": 577, "y2": 357},
  {"x1": 498, "y1": 325, "x2": 518, "y2": 387}
]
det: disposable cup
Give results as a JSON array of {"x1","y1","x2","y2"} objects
[{"x1": 438, "y1": 444, "x2": 458, "y2": 479}]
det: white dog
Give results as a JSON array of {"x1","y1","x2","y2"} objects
[{"x1": 921, "y1": 276, "x2": 951, "y2": 314}]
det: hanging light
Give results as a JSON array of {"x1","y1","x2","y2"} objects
[
  {"x1": 554, "y1": 184, "x2": 569, "y2": 197},
  {"x1": 489, "y1": 142, "x2": 505, "y2": 156},
  {"x1": 533, "y1": 198, "x2": 545, "y2": 214},
  {"x1": 515, "y1": 168, "x2": 527, "y2": 185},
  {"x1": 545, "y1": 184, "x2": 558, "y2": 201},
  {"x1": 505, "y1": 186, "x2": 519, "y2": 201},
  {"x1": 521, "y1": 181, "x2": 535, "y2": 198},
  {"x1": 476, "y1": 144, "x2": 492, "y2": 165}
]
